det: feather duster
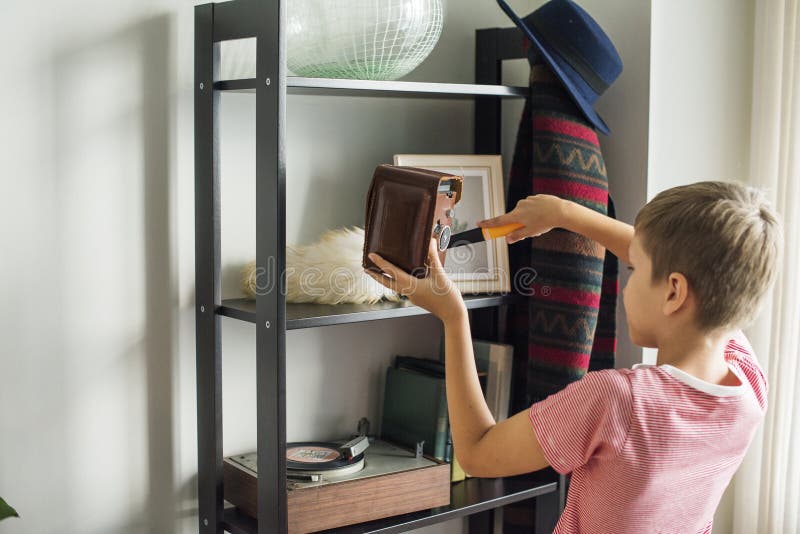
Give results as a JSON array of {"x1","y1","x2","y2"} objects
[{"x1": 241, "y1": 226, "x2": 401, "y2": 304}]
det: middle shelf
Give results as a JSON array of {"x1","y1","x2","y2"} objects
[{"x1": 218, "y1": 293, "x2": 521, "y2": 329}]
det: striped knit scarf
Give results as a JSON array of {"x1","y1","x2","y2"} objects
[{"x1": 505, "y1": 61, "x2": 619, "y2": 408}]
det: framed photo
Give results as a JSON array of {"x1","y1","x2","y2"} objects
[{"x1": 393, "y1": 154, "x2": 510, "y2": 294}]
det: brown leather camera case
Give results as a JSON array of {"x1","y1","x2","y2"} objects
[{"x1": 363, "y1": 164, "x2": 463, "y2": 279}]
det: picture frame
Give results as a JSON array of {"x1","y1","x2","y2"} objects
[{"x1": 393, "y1": 154, "x2": 510, "y2": 294}]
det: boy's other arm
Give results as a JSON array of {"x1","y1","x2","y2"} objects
[
  {"x1": 444, "y1": 311, "x2": 549, "y2": 477},
  {"x1": 365, "y1": 242, "x2": 549, "y2": 476},
  {"x1": 478, "y1": 195, "x2": 634, "y2": 264}
]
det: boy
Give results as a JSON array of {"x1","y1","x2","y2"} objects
[{"x1": 366, "y1": 181, "x2": 781, "y2": 533}]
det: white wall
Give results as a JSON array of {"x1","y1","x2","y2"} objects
[
  {"x1": 1, "y1": 2, "x2": 183, "y2": 532},
  {"x1": 649, "y1": 0, "x2": 754, "y2": 199},
  {"x1": 0, "y1": 0, "x2": 748, "y2": 533}
]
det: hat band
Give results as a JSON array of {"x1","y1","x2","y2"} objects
[{"x1": 529, "y1": 17, "x2": 609, "y2": 95}]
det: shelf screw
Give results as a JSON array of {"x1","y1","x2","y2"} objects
[
  {"x1": 203, "y1": 518, "x2": 208, "y2": 526},
  {"x1": 266, "y1": 78, "x2": 271, "y2": 86},
  {"x1": 265, "y1": 321, "x2": 271, "y2": 328},
  {"x1": 200, "y1": 305, "x2": 205, "y2": 313},
  {"x1": 199, "y1": 82, "x2": 204, "y2": 90}
]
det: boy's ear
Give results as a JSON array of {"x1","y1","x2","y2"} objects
[{"x1": 662, "y1": 272, "x2": 691, "y2": 317}]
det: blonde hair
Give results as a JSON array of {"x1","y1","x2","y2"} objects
[{"x1": 634, "y1": 181, "x2": 781, "y2": 331}]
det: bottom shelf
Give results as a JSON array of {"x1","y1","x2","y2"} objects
[{"x1": 222, "y1": 469, "x2": 558, "y2": 534}]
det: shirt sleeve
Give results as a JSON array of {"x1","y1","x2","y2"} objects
[
  {"x1": 529, "y1": 369, "x2": 632, "y2": 475},
  {"x1": 725, "y1": 329, "x2": 768, "y2": 412}
]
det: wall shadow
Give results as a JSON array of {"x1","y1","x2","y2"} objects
[
  {"x1": 52, "y1": 12, "x2": 178, "y2": 533},
  {"x1": 140, "y1": 14, "x2": 176, "y2": 534}
]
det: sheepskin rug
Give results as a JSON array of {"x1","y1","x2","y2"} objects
[{"x1": 242, "y1": 226, "x2": 401, "y2": 304}]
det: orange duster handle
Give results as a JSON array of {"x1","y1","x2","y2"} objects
[{"x1": 482, "y1": 222, "x2": 525, "y2": 240}]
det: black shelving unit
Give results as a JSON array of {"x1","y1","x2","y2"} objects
[{"x1": 194, "y1": 2, "x2": 560, "y2": 533}]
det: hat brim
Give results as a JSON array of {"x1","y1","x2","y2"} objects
[
  {"x1": 498, "y1": 1, "x2": 611, "y2": 135},
  {"x1": 531, "y1": 29, "x2": 611, "y2": 135}
]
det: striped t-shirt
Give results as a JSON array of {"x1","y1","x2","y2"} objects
[{"x1": 529, "y1": 331, "x2": 767, "y2": 533}]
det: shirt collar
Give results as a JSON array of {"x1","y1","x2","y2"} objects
[{"x1": 632, "y1": 362, "x2": 748, "y2": 397}]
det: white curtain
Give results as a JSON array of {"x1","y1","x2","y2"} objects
[{"x1": 732, "y1": 0, "x2": 800, "y2": 532}]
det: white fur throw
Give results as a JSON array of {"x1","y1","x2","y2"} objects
[{"x1": 241, "y1": 226, "x2": 402, "y2": 304}]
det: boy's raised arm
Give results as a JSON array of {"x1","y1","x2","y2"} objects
[
  {"x1": 478, "y1": 195, "x2": 634, "y2": 265},
  {"x1": 561, "y1": 200, "x2": 634, "y2": 265}
]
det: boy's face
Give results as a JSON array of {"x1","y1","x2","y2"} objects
[{"x1": 623, "y1": 233, "x2": 665, "y2": 348}]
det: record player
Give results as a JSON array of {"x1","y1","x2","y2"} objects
[{"x1": 224, "y1": 432, "x2": 450, "y2": 533}]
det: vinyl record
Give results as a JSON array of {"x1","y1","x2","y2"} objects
[{"x1": 286, "y1": 441, "x2": 364, "y2": 472}]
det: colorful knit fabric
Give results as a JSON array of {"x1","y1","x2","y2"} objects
[
  {"x1": 589, "y1": 197, "x2": 618, "y2": 373},
  {"x1": 505, "y1": 57, "x2": 619, "y2": 408}
]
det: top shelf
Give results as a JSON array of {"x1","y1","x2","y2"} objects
[{"x1": 214, "y1": 77, "x2": 530, "y2": 99}]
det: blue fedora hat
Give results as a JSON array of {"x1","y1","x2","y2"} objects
[{"x1": 496, "y1": 0, "x2": 622, "y2": 135}]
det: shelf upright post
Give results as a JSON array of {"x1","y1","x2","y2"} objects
[
  {"x1": 473, "y1": 26, "x2": 565, "y2": 532},
  {"x1": 255, "y1": 0, "x2": 288, "y2": 532},
  {"x1": 195, "y1": 3, "x2": 223, "y2": 533},
  {"x1": 475, "y1": 28, "x2": 502, "y2": 155},
  {"x1": 471, "y1": 28, "x2": 505, "y2": 345},
  {"x1": 468, "y1": 27, "x2": 507, "y2": 534},
  {"x1": 472, "y1": 26, "x2": 529, "y2": 346}
]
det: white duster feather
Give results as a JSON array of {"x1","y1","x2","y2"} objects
[{"x1": 241, "y1": 226, "x2": 401, "y2": 304}]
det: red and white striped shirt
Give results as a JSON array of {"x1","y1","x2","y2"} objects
[{"x1": 529, "y1": 331, "x2": 767, "y2": 533}]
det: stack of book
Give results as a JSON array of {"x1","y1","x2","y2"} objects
[{"x1": 380, "y1": 338, "x2": 513, "y2": 482}]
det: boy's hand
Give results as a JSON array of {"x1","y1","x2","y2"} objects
[
  {"x1": 366, "y1": 238, "x2": 467, "y2": 324},
  {"x1": 477, "y1": 194, "x2": 567, "y2": 244}
]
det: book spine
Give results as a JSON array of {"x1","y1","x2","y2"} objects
[
  {"x1": 450, "y1": 456, "x2": 466, "y2": 482},
  {"x1": 444, "y1": 424, "x2": 453, "y2": 463},
  {"x1": 434, "y1": 383, "x2": 448, "y2": 460}
]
